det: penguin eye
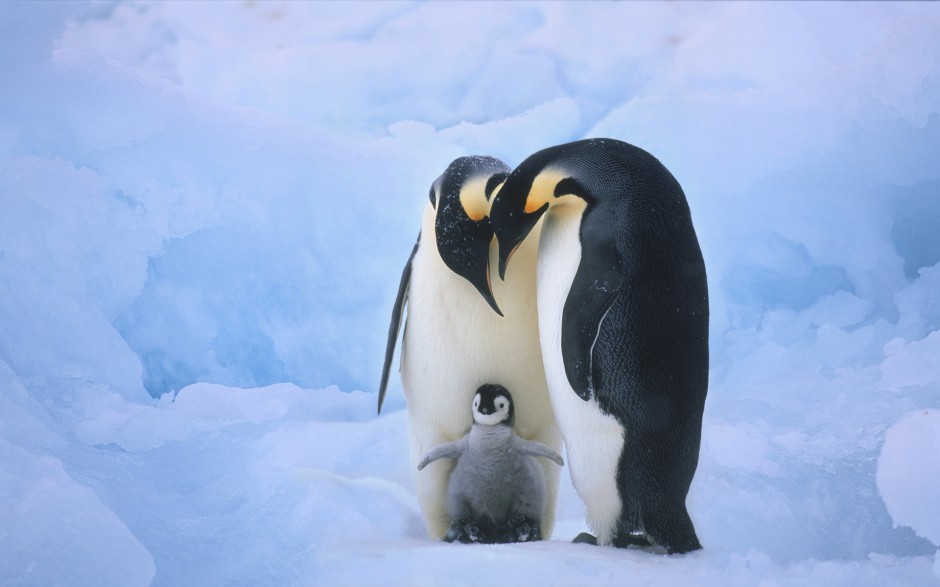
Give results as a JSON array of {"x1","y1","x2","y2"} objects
[{"x1": 498, "y1": 401, "x2": 505, "y2": 409}]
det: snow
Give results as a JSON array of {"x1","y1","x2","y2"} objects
[
  {"x1": 1, "y1": 1, "x2": 939, "y2": 585},
  {"x1": 878, "y1": 409, "x2": 940, "y2": 546}
]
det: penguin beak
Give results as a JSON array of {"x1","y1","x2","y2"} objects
[
  {"x1": 497, "y1": 234, "x2": 521, "y2": 282},
  {"x1": 468, "y1": 250, "x2": 503, "y2": 317},
  {"x1": 436, "y1": 200, "x2": 504, "y2": 317},
  {"x1": 493, "y1": 201, "x2": 548, "y2": 281}
]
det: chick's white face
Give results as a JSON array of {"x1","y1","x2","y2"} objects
[{"x1": 472, "y1": 392, "x2": 512, "y2": 426}]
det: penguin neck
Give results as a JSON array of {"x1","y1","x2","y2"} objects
[
  {"x1": 469, "y1": 421, "x2": 512, "y2": 449},
  {"x1": 537, "y1": 198, "x2": 588, "y2": 276},
  {"x1": 422, "y1": 203, "x2": 438, "y2": 248},
  {"x1": 535, "y1": 198, "x2": 587, "y2": 371}
]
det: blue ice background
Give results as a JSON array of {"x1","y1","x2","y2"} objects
[{"x1": 1, "y1": 2, "x2": 939, "y2": 586}]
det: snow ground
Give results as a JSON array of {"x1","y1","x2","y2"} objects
[{"x1": 1, "y1": 2, "x2": 939, "y2": 585}]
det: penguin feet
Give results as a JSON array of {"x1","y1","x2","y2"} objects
[
  {"x1": 572, "y1": 532, "x2": 598, "y2": 545},
  {"x1": 444, "y1": 517, "x2": 482, "y2": 544},
  {"x1": 643, "y1": 509, "x2": 703, "y2": 554},
  {"x1": 612, "y1": 532, "x2": 654, "y2": 549},
  {"x1": 571, "y1": 531, "x2": 657, "y2": 549},
  {"x1": 505, "y1": 515, "x2": 541, "y2": 543},
  {"x1": 445, "y1": 515, "x2": 545, "y2": 544}
]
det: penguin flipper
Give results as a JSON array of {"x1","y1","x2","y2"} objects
[
  {"x1": 511, "y1": 435, "x2": 565, "y2": 466},
  {"x1": 377, "y1": 238, "x2": 419, "y2": 414},
  {"x1": 560, "y1": 228, "x2": 624, "y2": 401},
  {"x1": 416, "y1": 436, "x2": 469, "y2": 470}
]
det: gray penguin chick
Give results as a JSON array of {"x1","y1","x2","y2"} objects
[{"x1": 417, "y1": 383, "x2": 564, "y2": 543}]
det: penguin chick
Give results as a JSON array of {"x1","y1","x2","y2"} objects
[{"x1": 417, "y1": 384, "x2": 564, "y2": 544}]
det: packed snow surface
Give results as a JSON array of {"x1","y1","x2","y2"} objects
[{"x1": 1, "y1": 2, "x2": 939, "y2": 585}]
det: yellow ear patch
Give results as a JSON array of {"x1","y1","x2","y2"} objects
[
  {"x1": 489, "y1": 180, "x2": 505, "y2": 199},
  {"x1": 525, "y1": 168, "x2": 569, "y2": 214},
  {"x1": 459, "y1": 176, "x2": 491, "y2": 221},
  {"x1": 524, "y1": 198, "x2": 545, "y2": 215}
]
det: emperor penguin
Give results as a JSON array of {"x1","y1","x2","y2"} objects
[
  {"x1": 488, "y1": 138, "x2": 709, "y2": 554},
  {"x1": 417, "y1": 384, "x2": 564, "y2": 544},
  {"x1": 377, "y1": 156, "x2": 562, "y2": 541}
]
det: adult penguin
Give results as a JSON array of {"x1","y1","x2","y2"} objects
[
  {"x1": 489, "y1": 138, "x2": 709, "y2": 554},
  {"x1": 378, "y1": 156, "x2": 562, "y2": 541}
]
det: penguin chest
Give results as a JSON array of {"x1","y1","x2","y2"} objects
[
  {"x1": 454, "y1": 427, "x2": 544, "y2": 518},
  {"x1": 401, "y1": 236, "x2": 549, "y2": 444},
  {"x1": 536, "y1": 205, "x2": 625, "y2": 543}
]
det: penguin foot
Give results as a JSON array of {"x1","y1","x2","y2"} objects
[
  {"x1": 507, "y1": 515, "x2": 541, "y2": 543},
  {"x1": 445, "y1": 517, "x2": 482, "y2": 544},
  {"x1": 657, "y1": 535, "x2": 701, "y2": 555},
  {"x1": 572, "y1": 532, "x2": 598, "y2": 545},
  {"x1": 612, "y1": 532, "x2": 653, "y2": 549},
  {"x1": 644, "y1": 510, "x2": 702, "y2": 554},
  {"x1": 464, "y1": 523, "x2": 481, "y2": 543}
]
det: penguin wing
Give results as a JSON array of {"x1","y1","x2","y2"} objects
[
  {"x1": 511, "y1": 435, "x2": 564, "y2": 466},
  {"x1": 416, "y1": 436, "x2": 469, "y2": 470},
  {"x1": 377, "y1": 238, "x2": 419, "y2": 414},
  {"x1": 560, "y1": 219, "x2": 624, "y2": 401}
]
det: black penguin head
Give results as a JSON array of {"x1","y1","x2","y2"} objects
[
  {"x1": 471, "y1": 383, "x2": 514, "y2": 426},
  {"x1": 490, "y1": 183, "x2": 549, "y2": 281},
  {"x1": 432, "y1": 156, "x2": 510, "y2": 316},
  {"x1": 491, "y1": 164, "x2": 576, "y2": 281},
  {"x1": 491, "y1": 142, "x2": 598, "y2": 280}
]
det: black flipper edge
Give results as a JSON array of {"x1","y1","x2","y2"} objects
[
  {"x1": 377, "y1": 238, "x2": 419, "y2": 414},
  {"x1": 560, "y1": 216, "x2": 624, "y2": 401}
]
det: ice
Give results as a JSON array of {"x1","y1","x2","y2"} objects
[
  {"x1": 880, "y1": 333, "x2": 940, "y2": 392},
  {"x1": 2, "y1": 1, "x2": 940, "y2": 585},
  {"x1": 0, "y1": 361, "x2": 155, "y2": 586},
  {"x1": 877, "y1": 410, "x2": 940, "y2": 546},
  {"x1": 0, "y1": 437, "x2": 156, "y2": 587}
]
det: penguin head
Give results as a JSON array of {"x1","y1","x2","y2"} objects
[
  {"x1": 471, "y1": 383, "x2": 514, "y2": 426},
  {"x1": 432, "y1": 156, "x2": 510, "y2": 316},
  {"x1": 490, "y1": 166, "x2": 584, "y2": 280},
  {"x1": 491, "y1": 142, "x2": 598, "y2": 280}
]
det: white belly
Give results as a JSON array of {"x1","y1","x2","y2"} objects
[
  {"x1": 537, "y1": 204, "x2": 625, "y2": 545},
  {"x1": 401, "y1": 206, "x2": 560, "y2": 539}
]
